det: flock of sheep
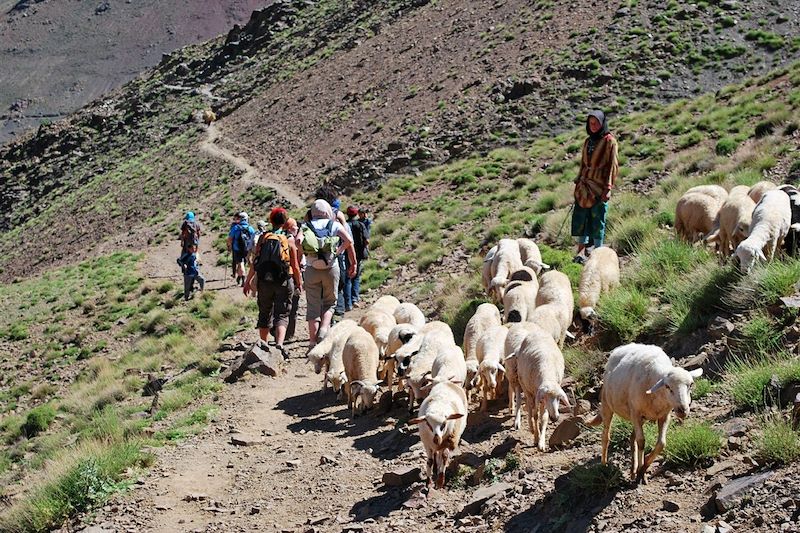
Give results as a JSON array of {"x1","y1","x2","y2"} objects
[
  {"x1": 675, "y1": 180, "x2": 800, "y2": 271},
  {"x1": 304, "y1": 236, "x2": 705, "y2": 489}
]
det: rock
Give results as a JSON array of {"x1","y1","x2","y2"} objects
[
  {"x1": 663, "y1": 499, "x2": 681, "y2": 512},
  {"x1": 716, "y1": 520, "x2": 733, "y2": 533},
  {"x1": 286, "y1": 459, "x2": 302, "y2": 468},
  {"x1": 708, "y1": 316, "x2": 735, "y2": 340},
  {"x1": 320, "y1": 455, "x2": 338, "y2": 466},
  {"x1": 378, "y1": 390, "x2": 393, "y2": 413},
  {"x1": 142, "y1": 374, "x2": 166, "y2": 396},
  {"x1": 573, "y1": 399, "x2": 591, "y2": 416},
  {"x1": 780, "y1": 381, "x2": 800, "y2": 408},
  {"x1": 615, "y1": 7, "x2": 630, "y2": 17},
  {"x1": 458, "y1": 482, "x2": 513, "y2": 516},
  {"x1": 220, "y1": 342, "x2": 282, "y2": 383},
  {"x1": 723, "y1": 417, "x2": 751, "y2": 437},
  {"x1": 706, "y1": 459, "x2": 737, "y2": 477},
  {"x1": 715, "y1": 471, "x2": 774, "y2": 512},
  {"x1": 183, "y1": 493, "x2": 209, "y2": 502},
  {"x1": 230, "y1": 433, "x2": 264, "y2": 447},
  {"x1": 549, "y1": 417, "x2": 581, "y2": 447},
  {"x1": 382, "y1": 466, "x2": 422, "y2": 487}
]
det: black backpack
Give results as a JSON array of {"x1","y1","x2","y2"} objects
[
  {"x1": 236, "y1": 223, "x2": 252, "y2": 253},
  {"x1": 255, "y1": 232, "x2": 291, "y2": 283},
  {"x1": 181, "y1": 220, "x2": 200, "y2": 246}
]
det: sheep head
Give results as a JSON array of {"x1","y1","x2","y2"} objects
[
  {"x1": 479, "y1": 360, "x2": 505, "y2": 391},
  {"x1": 734, "y1": 241, "x2": 766, "y2": 274},
  {"x1": 307, "y1": 345, "x2": 328, "y2": 374},
  {"x1": 579, "y1": 306, "x2": 596, "y2": 320},
  {"x1": 646, "y1": 366, "x2": 703, "y2": 419},
  {"x1": 408, "y1": 411, "x2": 464, "y2": 447},
  {"x1": 350, "y1": 380, "x2": 382, "y2": 412},
  {"x1": 394, "y1": 346, "x2": 418, "y2": 377},
  {"x1": 536, "y1": 384, "x2": 570, "y2": 420},
  {"x1": 327, "y1": 369, "x2": 347, "y2": 393}
]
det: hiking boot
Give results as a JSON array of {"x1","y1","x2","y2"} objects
[
  {"x1": 572, "y1": 255, "x2": 586, "y2": 265},
  {"x1": 277, "y1": 345, "x2": 289, "y2": 361}
]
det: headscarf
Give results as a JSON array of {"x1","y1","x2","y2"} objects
[
  {"x1": 311, "y1": 199, "x2": 334, "y2": 221},
  {"x1": 256, "y1": 220, "x2": 268, "y2": 232},
  {"x1": 185, "y1": 211, "x2": 195, "y2": 220},
  {"x1": 586, "y1": 110, "x2": 609, "y2": 141},
  {"x1": 269, "y1": 207, "x2": 287, "y2": 226},
  {"x1": 284, "y1": 218, "x2": 298, "y2": 235}
]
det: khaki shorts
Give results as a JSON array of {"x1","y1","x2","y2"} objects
[
  {"x1": 256, "y1": 278, "x2": 294, "y2": 329},
  {"x1": 304, "y1": 261, "x2": 340, "y2": 321}
]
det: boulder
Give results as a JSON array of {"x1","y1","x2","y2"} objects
[
  {"x1": 715, "y1": 471, "x2": 774, "y2": 512},
  {"x1": 220, "y1": 342, "x2": 283, "y2": 383},
  {"x1": 549, "y1": 417, "x2": 581, "y2": 448},
  {"x1": 458, "y1": 482, "x2": 513, "y2": 516},
  {"x1": 230, "y1": 433, "x2": 264, "y2": 447},
  {"x1": 382, "y1": 466, "x2": 422, "y2": 487}
]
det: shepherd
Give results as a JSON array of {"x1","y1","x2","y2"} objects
[{"x1": 571, "y1": 110, "x2": 619, "y2": 264}]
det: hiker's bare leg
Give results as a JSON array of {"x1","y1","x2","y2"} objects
[
  {"x1": 274, "y1": 325, "x2": 287, "y2": 346},
  {"x1": 258, "y1": 327, "x2": 270, "y2": 343},
  {"x1": 308, "y1": 319, "x2": 320, "y2": 346},
  {"x1": 319, "y1": 309, "x2": 334, "y2": 340}
]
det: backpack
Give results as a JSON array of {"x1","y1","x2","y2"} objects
[
  {"x1": 302, "y1": 220, "x2": 340, "y2": 266},
  {"x1": 254, "y1": 232, "x2": 291, "y2": 283},
  {"x1": 181, "y1": 220, "x2": 200, "y2": 246},
  {"x1": 235, "y1": 223, "x2": 254, "y2": 253},
  {"x1": 348, "y1": 219, "x2": 367, "y2": 261}
]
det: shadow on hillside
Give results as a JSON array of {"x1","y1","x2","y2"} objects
[
  {"x1": 505, "y1": 459, "x2": 624, "y2": 533},
  {"x1": 350, "y1": 485, "x2": 421, "y2": 522}
]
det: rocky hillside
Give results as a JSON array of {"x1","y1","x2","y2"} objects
[
  {"x1": 1, "y1": 0, "x2": 798, "y2": 280},
  {"x1": 0, "y1": 0, "x2": 270, "y2": 144}
]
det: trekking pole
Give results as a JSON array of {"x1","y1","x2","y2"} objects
[{"x1": 555, "y1": 203, "x2": 575, "y2": 244}]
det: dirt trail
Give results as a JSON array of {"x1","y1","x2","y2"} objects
[{"x1": 199, "y1": 121, "x2": 305, "y2": 209}]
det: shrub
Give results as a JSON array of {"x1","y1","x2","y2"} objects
[
  {"x1": 756, "y1": 417, "x2": 800, "y2": 465},
  {"x1": 22, "y1": 404, "x2": 57, "y2": 438},
  {"x1": 745, "y1": 30, "x2": 785, "y2": 51},
  {"x1": 663, "y1": 421, "x2": 721, "y2": 467},
  {"x1": 692, "y1": 378, "x2": 715, "y2": 400},
  {"x1": 715, "y1": 137, "x2": 738, "y2": 156},
  {"x1": 727, "y1": 358, "x2": 800, "y2": 410},
  {"x1": 608, "y1": 216, "x2": 656, "y2": 255},
  {"x1": 733, "y1": 312, "x2": 782, "y2": 361},
  {"x1": 597, "y1": 287, "x2": 649, "y2": 342},
  {"x1": 566, "y1": 463, "x2": 624, "y2": 496}
]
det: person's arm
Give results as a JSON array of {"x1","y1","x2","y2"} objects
[
  {"x1": 288, "y1": 240, "x2": 302, "y2": 291},
  {"x1": 243, "y1": 253, "x2": 256, "y2": 296},
  {"x1": 575, "y1": 139, "x2": 589, "y2": 184},
  {"x1": 601, "y1": 138, "x2": 619, "y2": 202}
]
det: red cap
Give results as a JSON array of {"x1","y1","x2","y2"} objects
[
  {"x1": 269, "y1": 207, "x2": 288, "y2": 225},
  {"x1": 346, "y1": 206, "x2": 358, "y2": 217}
]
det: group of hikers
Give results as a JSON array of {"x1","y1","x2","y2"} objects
[
  {"x1": 174, "y1": 109, "x2": 617, "y2": 354},
  {"x1": 177, "y1": 199, "x2": 372, "y2": 359}
]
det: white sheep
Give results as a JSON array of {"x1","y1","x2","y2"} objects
[
  {"x1": 504, "y1": 322, "x2": 542, "y2": 429},
  {"x1": 306, "y1": 319, "x2": 358, "y2": 391},
  {"x1": 528, "y1": 304, "x2": 569, "y2": 347},
  {"x1": 578, "y1": 247, "x2": 620, "y2": 320},
  {"x1": 408, "y1": 382, "x2": 468, "y2": 489},
  {"x1": 482, "y1": 245, "x2": 498, "y2": 295},
  {"x1": 734, "y1": 189, "x2": 792, "y2": 273},
  {"x1": 684, "y1": 184, "x2": 728, "y2": 204},
  {"x1": 462, "y1": 303, "x2": 502, "y2": 390},
  {"x1": 517, "y1": 238, "x2": 549, "y2": 274},
  {"x1": 426, "y1": 345, "x2": 467, "y2": 391},
  {"x1": 488, "y1": 238, "x2": 524, "y2": 302},
  {"x1": 509, "y1": 266, "x2": 538, "y2": 282},
  {"x1": 674, "y1": 192, "x2": 723, "y2": 243},
  {"x1": 516, "y1": 328, "x2": 570, "y2": 451},
  {"x1": 359, "y1": 309, "x2": 397, "y2": 357},
  {"x1": 381, "y1": 323, "x2": 419, "y2": 387},
  {"x1": 503, "y1": 279, "x2": 538, "y2": 323},
  {"x1": 535, "y1": 270, "x2": 574, "y2": 344},
  {"x1": 748, "y1": 180, "x2": 777, "y2": 204},
  {"x1": 393, "y1": 302, "x2": 426, "y2": 329},
  {"x1": 398, "y1": 322, "x2": 457, "y2": 411},
  {"x1": 588, "y1": 343, "x2": 703, "y2": 484},
  {"x1": 370, "y1": 294, "x2": 401, "y2": 315},
  {"x1": 476, "y1": 324, "x2": 509, "y2": 412},
  {"x1": 342, "y1": 327, "x2": 382, "y2": 418},
  {"x1": 706, "y1": 185, "x2": 755, "y2": 259}
]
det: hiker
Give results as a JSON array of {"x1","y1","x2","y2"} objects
[
  {"x1": 358, "y1": 208, "x2": 372, "y2": 241},
  {"x1": 571, "y1": 109, "x2": 619, "y2": 264},
  {"x1": 179, "y1": 211, "x2": 202, "y2": 253},
  {"x1": 331, "y1": 198, "x2": 350, "y2": 316},
  {"x1": 283, "y1": 217, "x2": 304, "y2": 340},
  {"x1": 227, "y1": 212, "x2": 256, "y2": 286},
  {"x1": 344, "y1": 206, "x2": 368, "y2": 310},
  {"x1": 250, "y1": 220, "x2": 269, "y2": 262},
  {"x1": 303, "y1": 199, "x2": 356, "y2": 347},
  {"x1": 177, "y1": 244, "x2": 205, "y2": 301},
  {"x1": 243, "y1": 207, "x2": 302, "y2": 360}
]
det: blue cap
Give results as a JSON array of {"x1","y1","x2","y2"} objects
[
  {"x1": 331, "y1": 199, "x2": 341, "y2": 210},
  {"x1": 185, "y1": 211, "x2": 195, "y2": 220}
]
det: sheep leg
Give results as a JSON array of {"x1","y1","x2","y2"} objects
[
  {"x1": 425, "y1": 454, "x2": 434, "y2": 488},
  {"x1": 481, "y1": 382, "x2": 489, "y2": 413},
  {"x1": 513, "y1": 389, "x2": 523, "y2": 430},
  {"x1": 536, "y1": 401, "x2": 549, "y2": 451},
  {"x1": 408, "y1": 387, "x2": 416, "y2": 414},
  {"x1": 600, "y1": 413, "x2": 612, "y2": 465},
  {"x1": 508, "y1": 383, "x2": 515, "y2": 413},
  {"x1": 345, "y1": 382, "x2": 352, "y2": 412},
  {"x1": 525, "y1": 393, "x2": 536, "y2": 436},
  {"x1": 632, "y1": 418, "x2": 646, "y2": 484},
  {"x1": 639, "y1": 415, "x2": 669, "y2": 484},
  {"x1": 383, "y1": 358, "x2": 396, "y2": 389}
]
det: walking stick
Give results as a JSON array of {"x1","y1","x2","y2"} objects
[{"x1": 555, "y1": 203, "x2": 575, "y2": 244}]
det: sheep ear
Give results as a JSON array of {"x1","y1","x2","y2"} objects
[
  {"x1": 505, "y1": 352, "x2": 516, "y2": 360},
  {"x1": 565, "y1": 330, "x2": 576, "y2": 340},
  {"x1": 688, "y1": 368, "x2": 703, "y2": 378},
  {"x1": 757, "y1": 249, "x2": 767, "y2": 261},
  {"x1": 558, "y1": 389, "x2": 571, "y2": 407},
  {"x1": 497, "y1": 363, "x2": 506, "y2": 374},
  {"x1": 447, "y1": 413, "x2": 464, "y2": 420},
  {"x1": 407, "y1": 417, "x2": 425, "y2": 425},
  {"x1": 646, "y1": 378, "x2": 666, "y2": 394}
]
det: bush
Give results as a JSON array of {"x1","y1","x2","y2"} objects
[
  {"x1": 734, "y1": 312, "x2": 782, "y2": 361},
  {"x1": 597, "y1": 287, "x2": 649, "y2": 342},
  {"x1": 756, "y1": 417, "x2": 800, "y2": 465},
  {"x1": 727, "y1": 358, "x2": 800, "y2": 410},
  {"x1": 663, "y1": 421, "x2": 721, "y2": 468},
  {"x1": 745, "y1": 30, "x2": 785, "y2": 51},
  {"x1": 715, "y1": 137, "x2": 738, "y2": 156},
  {"x1": 22, "y1": 404, "x2": 57, "y2": 438},
  {"x1": 608, "y1": 216, "x2": 656, "y2": 255},
  {"x1": 567, "y1": 463, "x2": 624, "y2": 496},
  {"x1": 692, "y1": 378, "x2": 715, "y2": 400}
]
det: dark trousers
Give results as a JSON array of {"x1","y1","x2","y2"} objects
[{"x1": 183, "y1": 273, "x2": 205, "y2": 300}]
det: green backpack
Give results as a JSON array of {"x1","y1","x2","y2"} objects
[{"x1": 302, "y1": 220, "x2": 340, "y2": 266}]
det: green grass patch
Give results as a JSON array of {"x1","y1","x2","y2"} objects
[
  {"x1": 756, "y1": 417, "x2": 800, "y2": 465},
  {"x1": 663, "y1": 421, "x2": 721, "y2": 468}
]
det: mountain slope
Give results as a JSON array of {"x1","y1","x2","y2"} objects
[{"x1": 0, "y1": 0, "x2": 270, "y2": 144}]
